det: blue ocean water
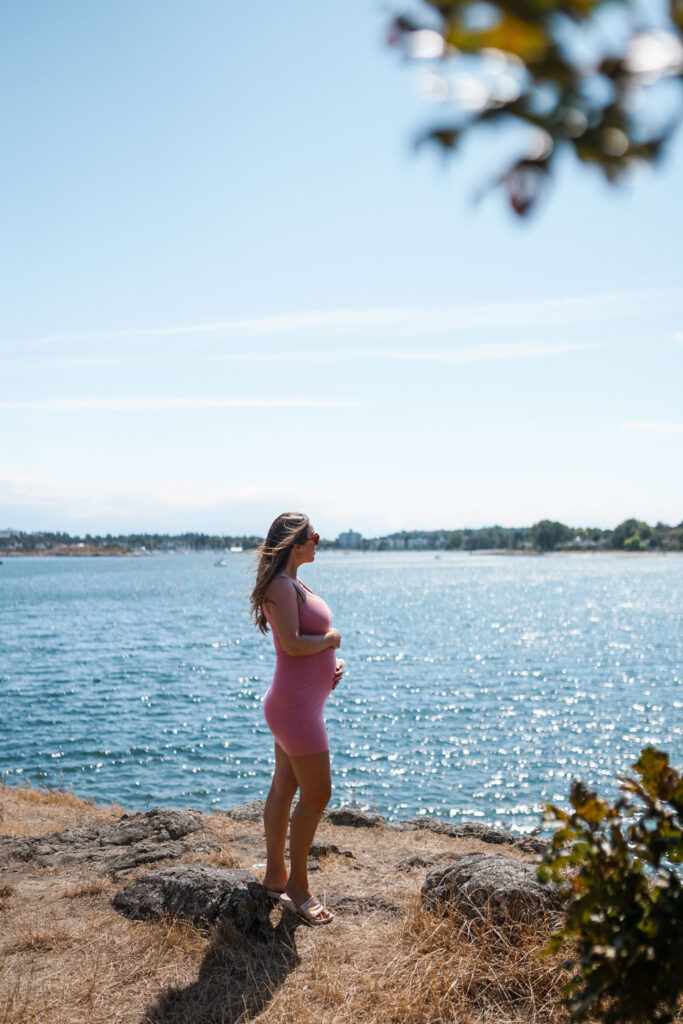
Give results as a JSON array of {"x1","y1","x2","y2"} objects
[{"x1": 1, "y1": 551, "x2": 681, "y2": 833}]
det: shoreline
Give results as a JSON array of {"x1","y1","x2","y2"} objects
[
  {"x1": 0, "y1": 544, "x2": 136, "y2": 557},
  {"x1": 2, "y1": 546, "x2": 681, "y2": 558},
  {"x1": 471, "y1": 547, "x2": 683, "y2": 557},
  {"x1": 0, "y1": 780, "x2": 544, "y2": 847}
]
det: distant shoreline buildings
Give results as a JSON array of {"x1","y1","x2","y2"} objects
[
  {"x1": 337, "y1": 529, "x2": 362, "y2": 550},
  {"x1": 1, "y1": 517, "x2": 682, "y2": 556},
  {"x1": 338, "y1": 529, "x2": 443, "y2": 550}
]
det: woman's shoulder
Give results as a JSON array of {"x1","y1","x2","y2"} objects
[{"x1": 265, "y1": 574, "x2": 301, "y2": 602}]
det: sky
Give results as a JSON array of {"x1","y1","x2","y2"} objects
[{"x1": 1, "y1": 1, "x2": 682, "y2": 538}]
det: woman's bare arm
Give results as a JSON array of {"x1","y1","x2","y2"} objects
[{"x1": 265, "y1": 577, "x2": 341, "y2": 657}]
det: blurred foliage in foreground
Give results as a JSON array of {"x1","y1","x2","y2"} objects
[
  {"x1": 540, "y1": 747, "x2": 683, "y2": 1024},
  {"x1": 388, "y1": 1, "x2": 683, "y2": 214}
]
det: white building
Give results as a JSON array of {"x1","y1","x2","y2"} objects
[
  {"x1": 338, "y1": 529, "x2": 362, "y2": 550},
  {"x1": 406, "y1": 535, "x2": 429, "y2": 550}
]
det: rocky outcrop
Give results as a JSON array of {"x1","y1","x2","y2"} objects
[
  {"x1": 396, "y1": 854, "x2": 434, "y2": 872},
  {"x1": 305, "y1": 839, "x2": 354, "y2": 860},
  {"x1": 227, "y1": 800, "x2": 267, "y2": 822},
  {"x1": 324, "y1": 807, "x2": 386, "y2": 828},
  {"x1": 229, "y1": 801, "x2": 386, "y2": 832},
  {"x1": 421, "y1": 852, "x2": 563, "y2": 925},
  {"x1": 0, "y1": 809, "x2": 215, "y2": 879},
  {"x1": 391, "y1": 817, "x2": 547, "y2": 854},
  {"x1": 112, "y1": 865, "x2": 272, "y2": 933},
  {"x1": 226, "y1": 800, "x2": 546, "y2": 854},
  {"x1": 319, "y1": 807, "x2": 546, "y2": 854}
]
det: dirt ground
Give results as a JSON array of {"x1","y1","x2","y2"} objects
[{"x1": 0, "y1": 783, "x2": 573, "y2": 1024}]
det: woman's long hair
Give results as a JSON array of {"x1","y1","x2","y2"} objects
[{"x1": 250, "y1": 512, "x2": 310, "y2": 633}]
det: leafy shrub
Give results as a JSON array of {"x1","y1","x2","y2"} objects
[{"x1": 539, "y1": 747, "x2": 683, "y2": 1024}]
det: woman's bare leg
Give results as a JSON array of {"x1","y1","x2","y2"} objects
[
  {"x1": 262, "y1": 742, "x2": 298, "y2": 893},
  {"x1": 285, "y1": 750, "x2": 332, "y2": 912}
]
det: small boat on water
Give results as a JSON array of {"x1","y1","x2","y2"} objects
[{"x1": 215, "y1": 546, "x2": 243, "y2": 564}]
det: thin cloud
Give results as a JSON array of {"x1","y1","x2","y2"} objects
[
  {"x1": 214, "y1": 340, "x2": 589, "y2": 363},
  {"x1": 0, "y1": 473, "x2": 330, "y2": 517},
  {"x1": 620, "y1": 422, "x2": 683, "y2": 433},
  {"x1": 0, "y1": 396, "x2": 365, "y2": 413},
  {"x1": 7, "y1": 339, "x2": 592, "y2": 372},
  {"x1": 359, "y1": 341, "x2": 588, "y2": 362},
  {"x1": 9, "y1": 286, "x2": 677, "y2": 350}
]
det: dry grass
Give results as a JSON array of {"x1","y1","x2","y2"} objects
[
  {"x1": 62, "y1": 878, "x2": 110, "y2": 900},
  {"x1": 0, "y1": 903, "x2": 208, "y2": 1024},
  {"x1": 255, "y1": 896, "x2": 572, "y2": 1024},
  {"x1": 184, "y1": 845, "x2": 240, "y2": 870},
  {"x1": 0, "y1": 780, "x2": 124, "y2": 838},
  {"x1": 2, "y1": 785, "x2": 681, "y2": 1024},
  {"x1": 0, "y1": 884, "x2": 16, "y2": 910}
]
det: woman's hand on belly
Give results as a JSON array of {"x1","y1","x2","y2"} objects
[{"x1": 332, "y1": 659, "x2": 345, "y2": 690}]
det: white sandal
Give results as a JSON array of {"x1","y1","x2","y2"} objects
[{"x1": 287, "y1": 894, "x2": 334, "y2": 926}]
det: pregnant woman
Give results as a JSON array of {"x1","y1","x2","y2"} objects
[{"x1": 250, "y1": 512, "x2": 343, "y2": 925}]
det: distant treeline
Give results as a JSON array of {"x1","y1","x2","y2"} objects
[
  {"x1": 444, "y1": 518, "x2": 683, "y2": 552},
  {"x1": 1, "y1": 518, "x2": 682, "y2": 554},
  {"x1": 0, "y1": 531, "x2": 263, "y2": 553}
]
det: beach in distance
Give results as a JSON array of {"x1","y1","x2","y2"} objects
[{"x1": 2, "y1": 550, "x2": 681, "y2": 835}]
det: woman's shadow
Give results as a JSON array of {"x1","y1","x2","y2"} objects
[{"x1": 144, "y1": 910, "x2": 306, "y2": 1024}]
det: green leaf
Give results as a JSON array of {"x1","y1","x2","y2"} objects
[
  {"x1": 415, "y1": 126, "x2": 461, "y2": 151},
  {"x1": 634, "y1": 747, "x2": 671, "y2": 798},
  {"x1": 672, "y1": 0, "x2": 683, "y2": 31}
]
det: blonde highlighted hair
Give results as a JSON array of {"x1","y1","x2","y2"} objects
[{"x1": 250, "y1": 512, "x2": 310, "y2": 633}]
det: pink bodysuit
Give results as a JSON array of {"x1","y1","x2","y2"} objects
[{"x1": 262, "y1": 576, "x2": 337, "y2": 756}]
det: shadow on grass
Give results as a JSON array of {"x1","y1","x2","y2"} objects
[{"x1": 143, "y1": 913, "x2": 305, "y2": 1024}]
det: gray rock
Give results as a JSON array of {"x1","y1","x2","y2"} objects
[
  {"x1": 512, "y1": 835, "x2": 549, "y2": 855},
  {"x1": 307, "y1": 839, "x2": 354, "y2": 860},
  {"x1": 390, "y1": 817, "x2": 546, "y2": 854},
  {"x1": 109, "y1": 840, "x2": 217, "y2": 881},
  {"x1": 281, "y1": 838, "x2": 353, "y2": 863},
  {"x1": 421, "y1": 852, "x2": 564, "y2": 925},
  {"x1": 227, "y1": 800, "x2": 266, "y2": 822},
  {"x1": 396, "y1": 854, "x2": 434, "y2": 872},
  {"x1": 0, "y1": 809, "x2": 207, "y2": 876},
  {"x1": 324, "y1": 807, "x2": 386, "y2": 828},
  {"x1": 228, "y1": 797, "x2": 302, "y2": 822},
  {"x1": 112, "y1": 865, "x2": 272, "y2": 932}
]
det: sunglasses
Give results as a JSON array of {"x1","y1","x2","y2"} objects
[{"x1": 297, "y1": 531, "x2": 320, "y2": 547}]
